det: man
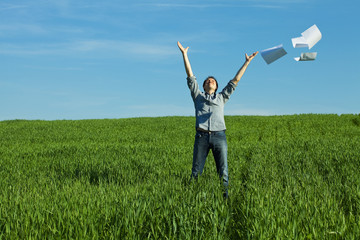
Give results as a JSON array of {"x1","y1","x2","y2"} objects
[{"x1": 177, "y1": 41, "x2": 258, "y2": 198}]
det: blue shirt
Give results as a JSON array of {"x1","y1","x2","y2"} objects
[{"x1": 187, "y1": 75, "x2": 237, "y2": 131}]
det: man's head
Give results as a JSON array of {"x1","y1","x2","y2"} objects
[{"x1": 203, "y1": 76, "x2": 218, "y2": 94}]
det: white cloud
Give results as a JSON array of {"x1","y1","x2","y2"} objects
[
  {"x1": 0, "y1": 40, "x2": 177, "y2": 59},
  {"x1": 142, "y1": 3, "x2": 234, "y2": 9},
  {"x1": 250, "y1": 4, "x2": 286, "y2": 8},
  {"x1": 70, "y1": 40, "x2": 178, "y2": 58},
  {"x1": 0, "y1": 4, "x2": 28, "y2": 11},
  {"x1": 0, "y1": 23, "x2": 47, "y2": 35},
  {"x1": 138, "y1": 0, "x2": 305, "y2": 10}
]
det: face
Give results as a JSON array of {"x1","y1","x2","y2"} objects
[{"x1": 203, "y1": 78, "x2": 217, "y2": 93}]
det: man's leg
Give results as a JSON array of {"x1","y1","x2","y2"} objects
[
  {"x1": 210, "y1": 130, "x2": 229, "y2": 198},
  {"x1": 192, "y1": 131, "x2": 210, "y2": 179}
]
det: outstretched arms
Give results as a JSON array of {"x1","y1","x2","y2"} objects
[
  {"x1": 178, "y1": 41, "x2": 257, "y2": 83},
  {"x1": 231, "y1": 51, "x2": 258, "y2": 85},
  {"x1": 177, "y1": 41, "x2": 194, "y2": 78}
]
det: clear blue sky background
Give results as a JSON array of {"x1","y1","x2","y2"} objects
[{"x1": 1, "y1": 0, "x2": 359, "y2": 120}]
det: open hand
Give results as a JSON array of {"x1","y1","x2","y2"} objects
[
  {"x1": 177, "y1": 41, "x2": 189, "y2": 55},
  {"x1": 245, "y1": 51, "x2": 259, "y2": 63}
]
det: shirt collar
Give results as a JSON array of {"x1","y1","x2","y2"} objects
[{"x1": 205, "y1": 91, "x2": 216, "y2": 97}]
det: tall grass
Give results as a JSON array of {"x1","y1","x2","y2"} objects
[{"x1": 1, "y1": 114, "x2": 360, "y2": 239}]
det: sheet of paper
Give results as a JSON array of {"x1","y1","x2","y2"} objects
[
  {"x1": 260, "y1": 44, "x2": 287, "y2": 64},
  {"x1": 294, "y1": 52, "x2": 317, "y2": 61},
  {"x1": 292, "y1": 24, "x2": 322, "y2": 49}
]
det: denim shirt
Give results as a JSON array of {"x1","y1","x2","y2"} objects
[{"x1": 187, "y1": 75, "x2": 237, "y2": 131}]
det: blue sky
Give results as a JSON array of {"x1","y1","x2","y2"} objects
[{"x1": 1, "y1": 0, "x2": 359, "y2": 120}]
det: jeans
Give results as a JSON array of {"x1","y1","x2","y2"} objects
[{"x1": 191, "y1": 130, "x2": 229, "y2": 197}]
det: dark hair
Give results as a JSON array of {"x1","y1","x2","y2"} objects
[{"x1": 203, "y1": 76, "x2": 218, "y2": 93}]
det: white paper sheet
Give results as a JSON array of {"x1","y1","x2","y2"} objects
[
  {"x1": 294, "y1": 52, "x2": 317, "y2": 61},
  {"x1": 260, "y1": 44, "x2": 287, "y2": 64},
  {"x1": 292, "y1": 24, "x2": 322, "y2": 49}
]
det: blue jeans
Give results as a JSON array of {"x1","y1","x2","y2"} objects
[{"x1": 191, "y1": 130, "x2": 229, "y2": 197}]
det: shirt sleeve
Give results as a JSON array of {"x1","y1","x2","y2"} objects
[
  {"x1": 220, "y1": 80, "x2": 237, "y2": 103},
  {"x1": 187, "y1": 75, "x2": 201, "y2": 101}
]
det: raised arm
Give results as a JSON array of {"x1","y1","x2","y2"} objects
[
  {"x1": 177, "y1": 41, "x2": 194, "y2": 78},
  {"x1": 231, "y1": 51, "x2": 258, "y2": 85}
]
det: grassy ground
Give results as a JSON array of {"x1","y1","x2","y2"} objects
[{"x1": 1, "y1": 114, "x2": 360, "y2": 239}]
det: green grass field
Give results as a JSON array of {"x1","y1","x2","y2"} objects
[{"x1": 1, "y1": 114, "x2": 360, "y2": 239}]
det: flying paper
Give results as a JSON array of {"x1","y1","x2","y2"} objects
[
  {"x1": 260, "y1": 44, "x2": 287, "y2": 64},
  {"x1": 292, "y1": 24, "x2": 322, "y2": 49},
  {"x1": 294, "y1": 52, "x2": 317, "y2": 61}
]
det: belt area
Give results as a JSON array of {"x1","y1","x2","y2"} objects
[{"x1": 197, "y1": 128, "x2": 217, "y2": 134}]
